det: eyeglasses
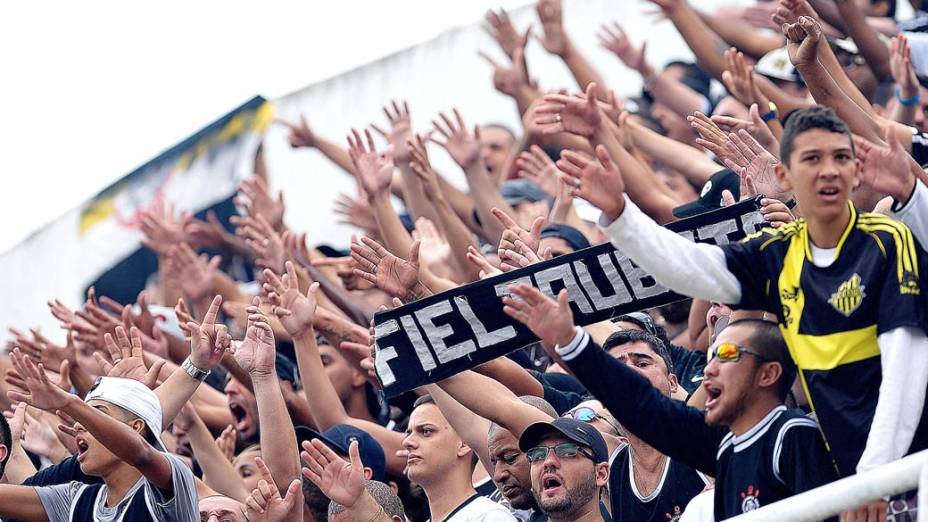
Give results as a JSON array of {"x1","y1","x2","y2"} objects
[
  {"x1": 565, "y1": 407, "x2": 621, "y2": 436},
  {"x1": 525, "y1": 442, "x2": 594, "y2": 463},
  {"x1": 707, "y1": 343, "x2": 771, "y2": 364}
]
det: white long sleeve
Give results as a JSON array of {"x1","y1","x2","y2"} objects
[
  {"x1": 856, "y1": 326, "x2": 928, "y2": 473},
  {"x1": 598, "y1": 195, "x2": 743, "y2": 304},
  {"x1": 892, "y1": 180, "x2": 928, "y2": 248}
]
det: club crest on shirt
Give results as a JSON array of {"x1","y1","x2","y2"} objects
[
  {"x1": 740, "y1": 485, "x2": 761, "y2": 512},
  {"x1": 664, "y1": 505, "x2": 683, "y2": 521},
  {"x1": 828, "y1": 273, "x2": 866, "y2": 317}
]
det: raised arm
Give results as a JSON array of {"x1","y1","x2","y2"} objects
[
  {"x1": 832, "y1": 0, "x2": 892, "y2": 80},
  {"x1": 426, "y1": 384, "x2": 494, "y2": 474},
  {"x1": 263, "y1": 263, "x2": 408, "y2": 476},
  {"x1": 437, "y1": 370, "x2": 551, "y2": 439},
  {"x1": 536, "y1": 0, "x2": 610, "y2": 100},
  {"x1": 501, "y1": 284, "x2": 725, "y2": 475},
  {"x1": 277, "y1": 114, "x2": 355, "y2": 174},
  {"x1": 0, "y1": 485, "x2": 46, "y2": 521},
  {"x1": 174, "y1": 405, "x2": 250, "y2": 501},
  {"x1": 227, "y1": 297, "x2": 303, "y2": 513},
  {"x1": 9, "y1": 349, "x2": 174, "y2": 489}
]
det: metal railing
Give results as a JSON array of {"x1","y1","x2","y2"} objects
[{"x1": 727, "y1": 449, "x2": 928, "y2": 521}]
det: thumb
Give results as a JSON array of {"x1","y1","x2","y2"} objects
[
  {"x1": 408, "y1": 240, "x2": 421, "y2": 265},
  {"x1": 749, "y1": 103, "x2": 763, "y2": 126},
  {"x1": 348, "y1": 440, "x2": 363, "y2": 472},
  {"x1": 145, "y1": 360, "x2": 167, "y2": 386},
  {"x1": 530, "y1": 216, "x2": 546, "y2": 239},
  {"x1": 595, "y1": 144, "x2": 618, "y2": 173},
  {"x1": 585, "y1": 82, "x2": 598, "y2": 106},
  {"x1": 722, "y1": 189, "x2": 736, "y2": 207},
  {"x1": 282, "y1": 479, "x2": 301, "y2": 506},
  {"x1": 557, "y1": 289, "x2": 570, "y2": 312},
  {"x1": 58, "y1": 361, "x2": 71, "y2": 390}
]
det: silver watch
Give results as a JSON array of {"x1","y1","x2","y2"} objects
[{"x1": 181, "y1": 357, "x2": 211, "y2": 381}]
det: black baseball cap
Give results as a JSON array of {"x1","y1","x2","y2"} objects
[
  {"x1": 296, "y1": 424, "x2": 386, "y2": 481},
  {"x1": 672, "y1": 169, "x2": 741, "y2": 218},
  {"x1": 539, "y1": 223, "x2": 591, "y2": 252},
  {"x1": 518, "y1": 418, "x2": 608, "y2": 463}
]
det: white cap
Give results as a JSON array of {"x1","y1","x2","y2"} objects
[
  {"x1": 85, "y1": 377, "x2": 166, "y2": 452},
  {"x1": 754, "y1": 47, "x2": 799, "y2": 83}
]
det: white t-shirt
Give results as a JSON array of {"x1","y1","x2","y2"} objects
[{"x1": 441, "y1": 495, "x2": 518, "y2": 522}]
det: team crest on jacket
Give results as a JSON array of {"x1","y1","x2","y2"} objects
[
  {"x1": 740, "y1": 485, "x2": 761, "y2": 512},
  {"x1": 828, "y1": 273, "x2": 866, "y2": 317},
  {"x1": 665, "y1": 506, "x2": 683, "y2": 521}
]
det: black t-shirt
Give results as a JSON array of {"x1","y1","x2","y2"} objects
[
  {"x1": 609, "y1": 445, "x2": 708, "y2": 522},
  {"x1": 666, "y1": 343, "x2": 706, "y2": 396}
]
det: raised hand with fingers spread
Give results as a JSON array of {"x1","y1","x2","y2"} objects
[
  {"x1": 230, "y1": 297, "x2": 277, "y2": 377},
  {"x1": 165, "y1": 243, "x2": 221, "y2": 304},
  {"x1": 300, "y1": 439, "x2": 365, "y2": 508},
  {"x1": 711, "y1": 104, "x2": 780, "y2": 159},
  {"x1": 262, "y1": 261, "x2": 320, "y2": 340},
  {"x1": 723, "y1": 129, "x2": 787, "y2": 202},
  {"x1": 556, "y1": 145, "x2": 627, "y2": 220},
  {"x1": 139, "y1": 203, "x2": 192, "y2": 256},
  {"x1": 407, "y1": 134, "x2": 443, "y2": 201},
  {"x1": 516, "y1": 145, "x2": 559, "y2": 198},
  {"x1": 237, "y1": 176, "x2": 286, "y2": 232},
  {"x1": 243, "y1": 456, "x2": 302, "y2": 521},
  {"x1": 483, "y1": 7, "x2": 525, "y2": 58},
  {"x1": 855, "y1": 131, "x2": 917, "y2": 203},
  {"x1": 431, "y1": 109, "x2": 482, "y2": 170},
  {"x1": 95, "y1": 326, "x2": 165, "y2": 389},
  {"x1": 348, "y1": 128, "x2": 395, "y2": 198},
  {"x1": 275, "y1": 114, "x2": 317, "y2": 149},
  {"x1": 7, "y1": 348, "x2": 71, "y2": 413},
  {"x1": 350, "y1": 237, "x2": 430, "y2": 302},
  {"x1": 536, "y1": 0, "x2": 568, "y2": 56},
  {"x1": 597, "y1": 21, "x2": 652, "y2": 77},
  {"x1": 371, "y1": 100, "x2": 412, "y2": 164},
  {"x1": 689, "y1": 111, "x2": 744, "y2": 168},
  {"x1": 534, "y1": 83, "x2": 603, "y2": 137},
  {"x1": 492, "y1": 207, "x2": 545, "y2": 267},
  {"x1": 232, "y1": 214, "x2": 286, "y2": 273},
  {"x1": 502, "y1": 285, "x2": 577, "y2": 348}
]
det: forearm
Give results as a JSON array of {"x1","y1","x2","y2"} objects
[
  {"x1": 314, "y1": 306, "x2": 369, "y2": 348},
  {"x1": 815, "y1": 21, "x2": 880, "y2": 117},
  {"x1": 66, "y1": 360, "x2": 95, "y2": 398},
  {"x1": 314, "y1": 136, "x2": 355, "y2": 174},
  {"x1": 592, "y1": 126, "x2": 680, "y2": 223},
  {"x1": 797, "y1": 59, "x2": 884, "y2": 143},
  {"x1": 559, "y1": 40, "x2": 610, "y2": 101},
  {"x1": 369, "y1": 191, "x2": 414, "y2": 260},
  {"x1": 666, "y1": 1, "x2": 729, "y2": 80},
  {"x1": 348, "y1": 490, "x2": 394, "y2": 522},
  {"x1": 3, "y1": 442, "x2": 38, "y2": 484},
  {"x1": 858, "y1": 327, "x2": 928, "y2": 472},
  {"x1": 431, "y1": 195, "x2": 482, "y2": 281},
  {"x1": 253, "y1": 371, "x2": 302, "y2": 497},
  {"x1": 0, "y1": 485, "x2": 47, "y2": 521},
  {"x1": 437, "y1": 371, "x2": 549, "y2": 437},
  {"x1": 598, "y1": 195, "x2": 742, "y2": 302},
  {"x1": 557, "y1": 329, "x2": 721, "y2": 473},
  {"x1": 397, "y1": 164, "x2": 442, "y2": 227},
  {"x1": 473, "y1": 357, "x2": 544, "y2": 397},
  {"x1": 464, "y1": 160, "x2": 514, "y2": 246},
  {"x1": 298, "y1": 259, "x2": 372, "y2": 327},
  {"x1": 60, "y1": 396, "x2": 172, "y2": 487},
  {"x1": 834, "y1": 0, "x2": 892, "y2": 80},
  {"x1": 426, "y1": 385, "x2": 493, "y2": 473},
  {"x1": 892, "y1": 179, "x2": 928, "y2": 246},
  {"x1": 888, "y1": 96, "x2": 917, "y2": 126},
  {"x1": 808, "y1": 0, "x2": 849, "y2": 34},
  {"x1": 187, "y1": 412, "x2": 249, "y2": 501},
  {"x1": 646, "y1": 72, "x2": 709, "y2": 120},
  {"x1": 292, "y1": 332, "x2": 350, "y2": 429},
  {"x1": 698, "y1": 11, "x2": 785, "y2": 58},
  {"x1": 435, "y1": 175, "x2": 480, "y2": 232},
  {"x1": 155, "y1": 366, "x2": 202, "y2": 428},
  {"x1": 627, "y1": 120, "x2": 719, "y2": 186}
]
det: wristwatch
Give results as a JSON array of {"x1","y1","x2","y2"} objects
[
  {"x1": 181, "y1": 357, "x2": 211, "y2": 381},
  {"x1": 760, "y1": 101, "x2": 778, "y2": 122}
]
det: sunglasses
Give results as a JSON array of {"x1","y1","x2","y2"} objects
[
  {"x1": 707, "y1": 343, "x2": 771, "y2": 364},
  {"x1": 525, "y1": 442, "x2": 594, "y2": 463},
  {"x1": 565, "y1": 407, "x2": 621, "y2": 436}
]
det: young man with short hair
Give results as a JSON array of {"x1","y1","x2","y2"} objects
[
  {"x1": 555, "y1": 103, "x2": 928, "y2": 479},
  {"x1": 403, "y1": 395, "x2": 515, "y2": 521},
  {"x1": 503, "y1": 284, "x2": 838, "y2": 518}
]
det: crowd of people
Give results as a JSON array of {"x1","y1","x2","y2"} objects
[{"x1": 4, "y1": 0, "x2": 928, "y2": 520}]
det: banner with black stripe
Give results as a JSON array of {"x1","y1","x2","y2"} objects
[{"x1": 373, "y1": 198, "x2": 766, "y2": 397}]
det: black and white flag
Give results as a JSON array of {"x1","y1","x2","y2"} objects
[{"x1": 374, "y1": 198, "x2": 766, "y2": 397}]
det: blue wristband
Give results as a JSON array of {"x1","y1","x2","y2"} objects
[{"x1": 897, "y1": 87, "x2": 921, "y2": 107}]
